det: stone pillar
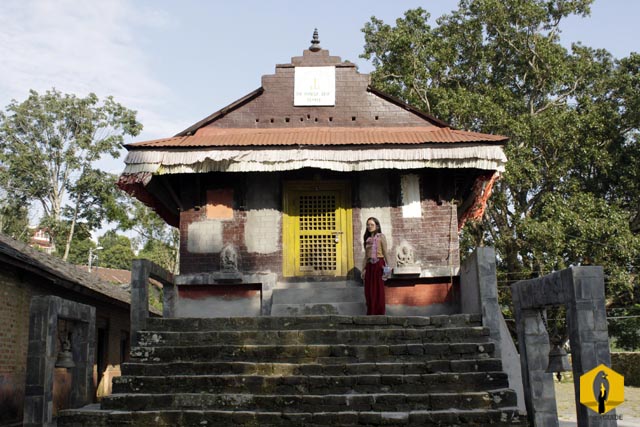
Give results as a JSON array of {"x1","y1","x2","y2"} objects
[
  {"x1": 23, "y1": 296, "x2": 95, "y2": 427},
  {"x1": 460, "y1": 247, "x2": 525, "y2": 412},
  {"x1": 513, "y1": 304, "x2": 558, "y2": 426},
  {"x1": 461, "y1": 248, "x2": 500, "y2": 351},
  {"x1": 163, "y1": 280, "x2": 177, "y2": 318},
  {"x1": 565, "y1": 267, "x2": 616, "y2": 427},
  {"x1": 130, "y1": 259, "x2": 150, "y2": 342}
]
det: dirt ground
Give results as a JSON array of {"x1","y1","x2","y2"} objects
[{"x1": 555, "y1": 380, "x2": 640, "y2": 426}]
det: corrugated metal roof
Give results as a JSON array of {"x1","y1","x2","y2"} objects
[{"x1": 126, "y1": 126, "x2": 507, "y2": 149}]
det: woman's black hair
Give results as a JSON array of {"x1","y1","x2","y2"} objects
[{"x1": 363, "y1": 217, "x2": 382, "y2": 249}]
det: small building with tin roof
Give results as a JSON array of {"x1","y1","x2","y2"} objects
[
  {"x1": 0, "y1": 233, "x2": 159, "y2": 426},
  {"x1": 117, "y1": 31, "x2": 506, "y2": 317}
]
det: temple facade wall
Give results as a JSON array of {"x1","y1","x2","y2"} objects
[{"x1": 177, "y1": 168, "x2": 459, "y2": 280}]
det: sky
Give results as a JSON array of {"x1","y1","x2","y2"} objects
[{"x1": 1, "y1": 0, "x2": 638, "y2": 176}]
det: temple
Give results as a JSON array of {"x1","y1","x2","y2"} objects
[{"x1": 117, "y1": 30, "x2": 507, "y2": 317}]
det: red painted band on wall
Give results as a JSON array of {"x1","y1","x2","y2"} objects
[{"x1": 384, "y1": 282, "x2": 457, "y2": 306}]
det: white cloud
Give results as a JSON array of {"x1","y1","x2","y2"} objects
[{"x1": 0, "y1": 0, "x2": 184, "y2": 141}]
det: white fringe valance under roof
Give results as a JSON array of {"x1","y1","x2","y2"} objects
[{"x1": 123, "y1": 145, "x2": 507, "y2": 174}]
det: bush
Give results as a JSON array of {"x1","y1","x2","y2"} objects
[{"x1": 611, "y1": 352, "x2": 640, "y2": 387}]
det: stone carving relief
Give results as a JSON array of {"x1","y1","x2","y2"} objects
[
  {"x1": 396, "y1": 241, "x2": 418, "y2": 266},
  {"x1": 220, "y1": 244, "x2": 239, "y2": 271},
  {"x1": 394, "y1": 241, "x2": 422, "y2": 275}
]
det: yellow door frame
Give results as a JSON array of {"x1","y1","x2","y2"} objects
[{"x1": 282, "y1": 181, "x2": 354, "y2": 277}]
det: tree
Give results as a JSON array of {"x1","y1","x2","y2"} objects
[
  {"x1": 97, "y1": 230, "x2": 135, "y2": 270},
  {"x1": 362, "y1": 0, "x2": 640, "y2": 345},
  {"x1": 60, "y1": 171, "x2": 125, "y2": 260},
  {"x1": 0, "y1": 166, "x2": 30, "y2": 241},
  {"x1": 48, "y1": 221, "x2": 93, "y2": 265},
  {"x1": 0, "y1": 192, "x2": 29, "y2": 241},
  {"x1": 117, "y1": 196, "x2": 180, "y2": 274},
  {"x1": 0, "y1": 89, "x2": 142, "y2": 260},
  {"x1": 137, "y1": 238, "x2": 178, "y2": 274}
]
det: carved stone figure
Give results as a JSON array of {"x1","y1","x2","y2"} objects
[
  {"x1": 396, "y1": 241, "x2": 416, "y2": 266},
  {"x1": 220, "y1": 244, "x2": 238, "y2": 271},
  {"x1": 394, "y1": 241, "x2": 422, "y2": 275}
]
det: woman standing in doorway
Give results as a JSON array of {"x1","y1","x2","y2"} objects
[{"x1": 361, "y1": 217, "x2": 391, "y2": 315}]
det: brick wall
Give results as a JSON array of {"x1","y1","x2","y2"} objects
[
  {"x1": 0, "y1": 268, "x2": 32, "y2": 425},
  {"x1": 352, "y1": 170, "x2": 460, "y2": 276},
  {"x1": 179, "y1": 202, "x2": 283, "y2": 275},
  {"x1": 179, "y1": 169, "x2": 461, "y2": 281},
  {"x1": 389, "y1": 199, "x2": 459, "y2": 269},
  {"x1": 204, "y1": 49, "x2": 429, "y2": 130}
]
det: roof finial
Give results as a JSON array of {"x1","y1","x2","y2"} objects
[{"x1": 309, "y1": 28, "x2": 321, "y2": 52}]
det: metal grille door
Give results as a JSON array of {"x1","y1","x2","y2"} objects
[
  {"x1": 298, "y1": 194, "x2": 337, "y2": 273},
  {"x1": 283, "y1": 181, "x2": 353, "y2": 278}
]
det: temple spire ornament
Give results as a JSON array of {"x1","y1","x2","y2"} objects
[{"x1": 309, "y1": 28, "x2": 321, "y2": 52}]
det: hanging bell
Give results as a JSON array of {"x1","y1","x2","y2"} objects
[
  {"x1": 55, "y1": 339, "x2": 76, "y2": 369},
  {"x1": 546, "y1": 344, "x2": 571, "y2": 374}
]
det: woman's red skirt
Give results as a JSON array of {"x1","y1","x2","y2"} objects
[{"x1": 364, "y1": 259, "x2": 386, "y2": 315}]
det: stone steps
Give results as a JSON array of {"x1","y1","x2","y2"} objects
[
  {"x1": 130, "y1": 342, "x2": 494, "y2": 363},
  {"x1": 270, "y1": 286, "x2": 366, "y2": 315},
  {"x1": 121, "y1": 358, "x2": 504, "y2": 376},
  {"x1": 59, "y1": 408, "x2": 525, "y2": 426},
  {"x1": 136, "y1": 325, "x2": 490, "y2": 346},
  {"x1": 144, "y1": 313, "x2": 482, "y2": 331},
  {"x1": 270, "y1": 301, "x2": 367, "y2": 316},
  {"x1": 101, "y1": 389, "x2": 518, "y2": 412},
  {"x1": 58, "y1": 314, "x2": 525, "y2": 426},
  {"x1": 112, "y1": 372, "x2": 509, "y2": 395}
]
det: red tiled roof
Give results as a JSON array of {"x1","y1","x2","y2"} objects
[{"x1": 126, "y1": 127, "x2": 507, "y2": 149}]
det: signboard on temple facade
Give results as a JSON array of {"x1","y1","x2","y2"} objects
[{"x1": 294, "y1": 66, "x2": 335, "y2": 106}]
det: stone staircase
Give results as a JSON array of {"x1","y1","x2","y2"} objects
[
  {"x1": 59, "y1": 314, "x2": 526, "y2": 426},
  {"x1": 271, "y1": 281, "x2": 366, "y2": 315}
]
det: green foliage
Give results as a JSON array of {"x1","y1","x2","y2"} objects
[
  {"x1": 0, "y1": 89, "x2": 142, "y2": 259},
  {"x1": 98, "y1": 230, "x2": 135, "y2": 270},
  {"x1": 608, "y1": 305, "x2": 640, "y2": 351},
  {"x1": 137, "y1": 238, "x2": 178, "y2": 275},
  {"x1": 362, "y1": 0, "x2": 640, "y2": 347},
  {"x1": 45, "y1": 219, "x2": 92, "y2": 263},
  {"x1": 148, "y1": 284, "x2": 164, "y2": 313},
  {"x1": 0, "y1": 198, "x2": 29, "y2": 241},
  {"x1": 118, "y1": 195, "x2": 179, "y2": 274},
  {"x1": 65, "y1": 235, "x2": 95, "y2": 266}
]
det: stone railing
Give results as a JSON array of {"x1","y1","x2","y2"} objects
[{"x1": 511, "y1": 267, "x2": 617, "y2": 427}]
